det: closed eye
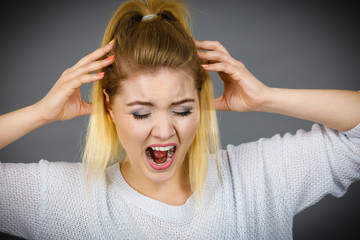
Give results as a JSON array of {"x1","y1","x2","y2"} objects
[
  {"x1": 132, "y1": 110, "x2": 193, "y2": 120},
  {"x1": 132, "y1": 113, "x2": 151, "y2": 120},
  {"x1": 173, "y1": 110, "x2": 192, "y2": 117}
]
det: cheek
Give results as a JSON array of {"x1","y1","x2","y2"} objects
[
  {"x1": 178, "y1": 112, "x2": 200, "y2": 140},
  {"x1": 113, "y1": 116, "x2": 149, "y2": 150}
]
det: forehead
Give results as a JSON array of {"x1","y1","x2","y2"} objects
[{"x1": 117, "y1": 68, "x2": 197, "y2": 104}]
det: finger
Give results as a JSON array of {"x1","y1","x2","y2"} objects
[
  {"x1": 200, "y1": 61, "x2": 240, "y2": 77},
  {"x1": 71, "y1": 39, "x2": 115, "y2": 70},
  {"x1": 197, "y1": 51, "x2": 236, "y2": 66},
  {"x1": 202, "y1": 62, "x2": 233, "y2": 73},
  {"x1": 63, "y1": 72, "x2": 105, "y2": 93},
  {"x1": 65, "y1": 56, "x2": 115, "y2": 82},
  {"x1": 202, "y1": 62, "x2": 248, "y2": 82},
  {"x1": 194, "y1": 40, "x2": 229, "y2": 54}
]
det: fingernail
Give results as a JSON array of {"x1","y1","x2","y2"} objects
[
  {"x1": 96, "y1": 72, "x2": 104, "y2": 78},
  {"x1": 201, "y1": 64, "x2": 209, "y2": 68},
  {"x1": 106, "y1": 55, "x2": 115, "y2": 61},
  {"x1": 108, "y1": 39, "x2": 115, "y2": 45}
]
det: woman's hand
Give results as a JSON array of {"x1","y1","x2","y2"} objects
[
  {"x1": 0, "y1": 41, "x2": 116, "y2": 149},
  {"x1": 33, "y1": 40, "x2": 115, "y2": 123},
  {"x1": 195, "y1": 40, "x2": 360, "y2": 131},
  {"x1": 194, "y1": 39, "x2": 271, "y2": 112}
]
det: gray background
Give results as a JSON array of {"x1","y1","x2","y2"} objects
[{"x1": 1, "y1": 0, "x2": 359, "y2": 239}]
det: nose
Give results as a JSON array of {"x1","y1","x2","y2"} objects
[{"x1": 151, "y1": 114, "x2": 176, "y2": 140}]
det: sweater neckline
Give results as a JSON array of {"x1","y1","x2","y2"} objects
[{"x1": 107, "y1": 162, "x2": 198, "y2": 220}]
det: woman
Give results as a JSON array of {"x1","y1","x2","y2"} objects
[{"x1": 1, "y1": 0, "x2": 360, "y2": 239}]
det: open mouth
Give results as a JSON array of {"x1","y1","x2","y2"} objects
[{"x1": 145, "y1": 145, "x2": 177, "y2": 166}]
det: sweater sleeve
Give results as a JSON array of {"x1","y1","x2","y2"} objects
[
  {"x1": 0, "y1": 160, "x2": 48, "y2": 239},
  {"x1": 267, "y1": 123, "x2": 360, "y2": 215}
]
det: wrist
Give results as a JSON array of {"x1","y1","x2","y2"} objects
[
  {"x1": 252, "y1": 87, "x2": 279, "y2": 113},
  {"x1": 29, "y1": 103, "x2": 54, "y2": 127}
]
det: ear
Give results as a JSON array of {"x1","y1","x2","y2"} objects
[{"x1": 103, "y1": 89, "x2": 115, "y2": 122}]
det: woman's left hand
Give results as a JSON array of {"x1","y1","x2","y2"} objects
[
  {"x1": 195, "y1": 40, "x2": 271, "y2": 112},
  {"x1": 195, "y1": 40, "x2": 360, "y2": 131}
]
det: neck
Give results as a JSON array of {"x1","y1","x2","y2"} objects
[{"x1": 120, "y1": 157, "x2": 192, "y2": 206}]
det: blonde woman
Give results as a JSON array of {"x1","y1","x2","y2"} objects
[{"x1": 1, "y1": 0, "x2": 360, "y2": 239}]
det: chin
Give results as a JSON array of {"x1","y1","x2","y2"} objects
[
  {"x1": 143, "y1": 154, "x2": 185, "y2": 184},
  {"x1": 145, "y1": 172, "x2": 174, "y2": 183}
]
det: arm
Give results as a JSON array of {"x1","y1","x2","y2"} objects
[
  {"x1": 0, "y1": 105, "x2": 47, "y2": 149},
  {"x1": 195, "y1": 40, "x2": 360, "y2": 217},
  {"x1": 194, "y1": 40, "x2": 360, "y2": 131},
  {"x1": 0, "y1": 40, "x2": 115, "y2": 150},
  {"x1": 0, "y1": 41, "x2": 115, "y2": 238},
  {"x1": 258, "y1": 88, "x2": 360, "y2": 131}
]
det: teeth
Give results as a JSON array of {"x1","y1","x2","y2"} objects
[
  {"x1": 148, "y1": 156, "x2": 173, "y2": 166},
  {"x1": 168, "y1": 148, "x2": 174, "y2": 157},
  {"x1": 145, "y1": 145, "x2": 176, "y2": 166},
  {"x1": 150, "y1": 146, "x2": 175, "y2": 151}
]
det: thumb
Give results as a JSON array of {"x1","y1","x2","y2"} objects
[
  {"x1": 78, "y1": 101, "x2": 92, "y2": 116},
  {"x1": 214, "y1": 96, "x2": 230, "y2": 111}
]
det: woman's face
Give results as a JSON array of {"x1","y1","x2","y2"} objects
[{"x1": 106, "y1": 67, "x2": 200, "y2": 186}]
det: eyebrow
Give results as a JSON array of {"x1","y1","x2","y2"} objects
[{"x1": 126, "y1": 98, "x2": 195, "y2": 107}]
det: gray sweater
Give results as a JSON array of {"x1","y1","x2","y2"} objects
[{"x1": 1, "y1": 123, "x2": 360, "y2": 239}]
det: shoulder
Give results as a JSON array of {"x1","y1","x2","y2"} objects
[
  {"x1": 38, "y1": 159, "x2": 84, "y2": 184},
  {"x1": 214, "y1": 125, "x2": 319, "y2": 187},
  {"x1": 36, "y1": 160, "x2": 101, "y2": 237},
  {"x1": 38, "y1": 159, "x2": 82, "y2": 171},
  {"x1": 222, "y1": 123, "x2": 340, "y2": 164},
  {"x1": 1, "y1": 159, "x2": 83, "y2": 188},
  {"x1": 36, "y1": 159, "x2": 95, "y2": 205}
]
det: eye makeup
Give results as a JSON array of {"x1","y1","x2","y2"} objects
[
  {"x1": 172, "y1": 107, "x2": 193, "y2": 117},
  {"x1": 130, "y1": 107, "x2": 193, "y2": 120},
  {"x1": 130, "y1": 109, "x2": 151, "y2": 120}
]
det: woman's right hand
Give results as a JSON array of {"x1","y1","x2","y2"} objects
[{"x1": 33, "y1": 40, "x2": 115, "y2": 123}]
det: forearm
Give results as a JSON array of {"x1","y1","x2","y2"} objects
[
  {"x1": 0, "y1": 105, "x2": 48, "y2": 149},
  {"x1": 258, "y1": 88, "x2": 360, "y2": 131}
]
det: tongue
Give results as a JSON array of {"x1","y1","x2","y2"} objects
[
  {"x1": 150, "y1": 149, "x2": 168, "y2": 164},
  {"x1": 153, "y1": 150, "x2": 167, "y2": 158}
]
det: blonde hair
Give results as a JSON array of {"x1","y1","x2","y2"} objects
[{"x1": 82, "y1": 0, "x2": 220, "y2": 201}]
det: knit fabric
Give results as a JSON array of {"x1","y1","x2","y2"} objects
[{"x1": 1, "y1": 123, "x2": 360, "y2": 239}]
